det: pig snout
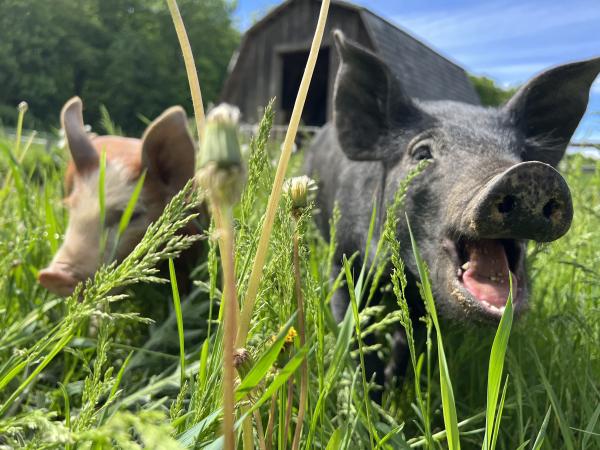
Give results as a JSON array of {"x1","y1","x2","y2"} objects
[
  {"x1": 38, "y1": 262, "x2": 81, "y2": 296},
  {"x1": 461, "y1": 161, "x2": 573, "y2": 242}
]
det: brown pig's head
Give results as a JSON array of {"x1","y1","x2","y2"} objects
[{"x1": 38, "y1": 97, "x2": 196, "y2": 296}]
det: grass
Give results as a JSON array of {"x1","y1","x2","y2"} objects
[
  {"x1": 0, "y1": 6, "x2": 599, "y2": 443},
  {"x1": 0, "y1": 107, "x2": 599, "y2": 449}
]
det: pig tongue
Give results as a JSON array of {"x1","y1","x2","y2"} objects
[{"x1": 462, "y1": 240, "x2": 516, "y2": 308}]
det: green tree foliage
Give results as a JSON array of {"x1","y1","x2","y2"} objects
[
  {"x1": 0, "y1": 0, "x2": 239, "y2": 134},
  {"x1": 469, "y1": 75, "x2": 518, "y2": 107}
]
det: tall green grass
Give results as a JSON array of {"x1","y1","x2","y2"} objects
[{"x1": 0, "y1": 103, "x2": 599, "y2": 449}]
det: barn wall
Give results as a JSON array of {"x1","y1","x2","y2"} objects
[{"x1": 222, "y1": 0, "x2": 372, "y2": 124}]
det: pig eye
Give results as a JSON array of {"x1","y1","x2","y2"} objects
[{"x1": 412, "y1": 143, "x2": 433, "y2": 161}]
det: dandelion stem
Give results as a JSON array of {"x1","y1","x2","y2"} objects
[
  {"x1": 283, "y1": 378, "x2": 294, "y2": 446},
  {"x1": 265, "y1": 393, "x2": 277, "y2": 450},
  {"x1": 165, "y1": 0, "x2": 205, "y2": 140},
  {"x1": 236, "y1": 0, "x2": 331, "y2": 347},
  {"x1": 291, "y1": 226, "x2": 308, "y2": 450},
  {"x1": 215, "y1": 203, "x2": 238, "y2": 450}
]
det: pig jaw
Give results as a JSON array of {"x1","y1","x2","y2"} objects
[{"x1": 440, "y1": 237, "x2": 528, "y2": 321}]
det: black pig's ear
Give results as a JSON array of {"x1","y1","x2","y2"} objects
[
  {"x1": 141, "y1": 106, "x2": 196, "y2": 195},
  {"x1": 333, "y1": 30, "x2": 423, "y2": 161},
  {"x1": 504, "y1": 57, "x2": 600, "y2": 166}
]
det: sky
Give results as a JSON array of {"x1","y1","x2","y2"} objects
[{"x1": 234, "y1": 0, "x2": 600, "y2": 142}]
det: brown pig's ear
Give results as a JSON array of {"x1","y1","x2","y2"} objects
[
  {"x1": 141, "y1": 106, "x2": 196, "y2": 193},
  {"x1": 61, "y1": 97, "x2": 99, "y2": 173}
]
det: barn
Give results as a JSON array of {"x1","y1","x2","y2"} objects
[{"x1": 221, "y1": 0, "x2": 480, "y2": 126}]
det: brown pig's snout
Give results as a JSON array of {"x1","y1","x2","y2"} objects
[{"x1": 38, "y1": 262, "x2": 81, "y2": 296}]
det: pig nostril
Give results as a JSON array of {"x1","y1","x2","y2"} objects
[
  {"x1": 497, "y1": 195, "x2": 516, "y2": 214},
  {"x1": 543, "y1": 199, "x2": 560, "y2": 220}
]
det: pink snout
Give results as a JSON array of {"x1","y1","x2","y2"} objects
[{"x1": 38, "y1": 263, "x2": 80, "y2": 296}]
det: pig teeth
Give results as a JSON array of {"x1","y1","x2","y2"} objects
[
  {"x1": 461, "y1": 262, "x2": 470, "y2": 270},
  {"x1": 480, "y1": 300, "x2": 505, "y2": 314}
]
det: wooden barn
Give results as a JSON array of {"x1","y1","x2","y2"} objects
[{"x1": 221, "y1": 0, "x2": 481, "y2": 126}]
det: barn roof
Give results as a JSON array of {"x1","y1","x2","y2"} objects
[
  {"x1": 359, "y1": 9, "x2": 480, "y2": 104},
  {"x1": 236, "y1": 0, "x2": 480, "y2": 105}
]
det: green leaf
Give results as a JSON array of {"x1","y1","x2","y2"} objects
[
  {"x1": 326, "y1": 427, "x2": 343, "y2": 450},
  {"x1": 235, "y1": 312, "x2": 297, "y2": 400}
]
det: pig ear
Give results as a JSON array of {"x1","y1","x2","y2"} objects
[
  {"x1": 141, "y1": 106, "x2": 196, "y2": 193},
  {"x1": 504, "y1": 57, "x2": 600, "y2": 166},
  {"x1": 333, "y1": 30, "x2": 423, "y2": 161},
  {"x1": 61, "y1": 97, "x2": 99, "y2": 172}
]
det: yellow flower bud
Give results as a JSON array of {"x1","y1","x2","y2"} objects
[{"x1": 233, "y1": 348, "x2": 253, "y2": 379}]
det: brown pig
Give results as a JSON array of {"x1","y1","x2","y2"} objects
[{"x1": 38, "y1": 97, "x2": 201, "y2": 296}]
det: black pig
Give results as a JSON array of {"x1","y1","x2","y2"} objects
[{"x1": 306, "y1": 30, "x2": 600, "y2": 387}]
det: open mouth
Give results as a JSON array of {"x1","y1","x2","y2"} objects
[{"x1": 445, "y1": 237, "x2": 524, "y2": 318}]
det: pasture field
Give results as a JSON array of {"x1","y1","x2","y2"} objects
[{"x1": 0, "y1": 106, "x2": 599, "y2": 450}]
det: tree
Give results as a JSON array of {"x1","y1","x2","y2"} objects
[
  {"x1": 0, "y1": 0, "x2": 240, "y2": 134},
  {"x1": 469, "y1": 75, "x2": 517, "y2": 107}
]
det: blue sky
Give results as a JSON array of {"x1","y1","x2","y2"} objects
[{"x1": 234, "y1": 0, "x2": 600, "y2": 141}]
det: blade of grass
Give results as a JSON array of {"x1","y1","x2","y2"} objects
[
  {"x1": 531, "y1": 345, "x2": 575, "y2": 450},
  {"x1": 58, "y1": 382, "x2": 71, "y2": 450},
  {"x1": 169, "y1": 258, "x2": 186, "y2": 387},
  {"x1": 98, "y1": 149, "x2": 107, "y2": 256},
  {"x1": 582, "y1": 402, "x2": 600, "y2": 449},
  {"x1": 483, "y1": 278, "x2": 514, "y2": 450},
  {"x1": 531, "y1": 407, "x2": 552, "y2": 450},
  {"x1": 490, "y1": 375, "x2": 509, "y2": 450},
  {"x1": 344, "y1": 255, "x2": 378, "y2": 447}
]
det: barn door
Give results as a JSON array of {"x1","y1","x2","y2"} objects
[{"x1": 280, "y1": 47, "x2": 330, "y2": 126}]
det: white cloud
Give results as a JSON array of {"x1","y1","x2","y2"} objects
[{"x1": 396, "y1": 1, "x2": 600, "y2": 51}]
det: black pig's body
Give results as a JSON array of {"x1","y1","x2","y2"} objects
[{"x1": 306, "y1": 31, "x2": 600, "y2": 390}]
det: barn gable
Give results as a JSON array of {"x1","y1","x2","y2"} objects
[
  {"x1": 360, "y1": 10, "x2": 481, "y2": 104},
  {"x1": 221, "y1": 0, "x2": 480, "y2": 125}
]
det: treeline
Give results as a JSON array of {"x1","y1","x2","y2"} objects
[{"x1": 0, "y1": 0, "x2": 239, "y2": 134}]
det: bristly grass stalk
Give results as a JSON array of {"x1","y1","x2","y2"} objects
[
  {"x1": 407, "y1": 215, "x2": 461, "y2": 450},
  {"x1": 236, "y1": 0, "x2": 331, "y2": 347}
]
